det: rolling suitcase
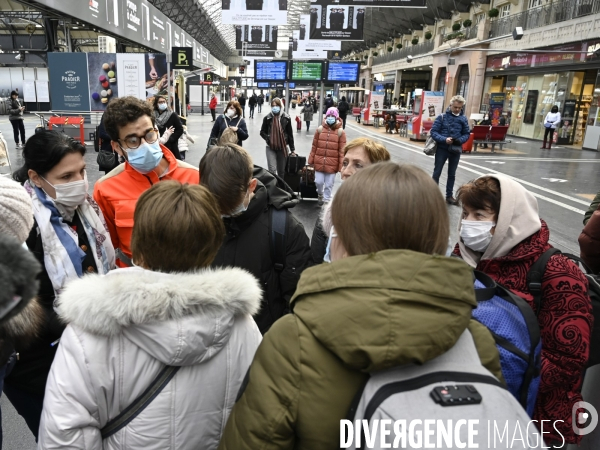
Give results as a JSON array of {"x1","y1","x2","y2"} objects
[
  {"x1": 300, "y1": 165, "x2": 318, "y2": 200},
  {"x1": 285, "y1": 153, "x2": 306, "y2": 174}
]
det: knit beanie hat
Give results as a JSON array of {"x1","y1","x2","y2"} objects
[
  {"x1": 0, "y1": 176, "x2": 34, "y2": 243},
  {"x1": 326, "y1": 107, "x2": 339, "y2": 119}
]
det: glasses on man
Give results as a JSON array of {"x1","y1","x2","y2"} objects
[{"x1": 119, "y1": 129, "x2": 159, "y2": 150}]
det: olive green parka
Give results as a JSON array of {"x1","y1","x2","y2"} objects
[{"x1": 218, "y1": 249, "x2": 503, "y2": 450}]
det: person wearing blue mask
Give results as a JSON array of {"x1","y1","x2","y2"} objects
[
  {"x1": 260, "y1": 98, "x2": 295, "y2": 177},
  {"x1": 152, "y1": 95, "x2": 184, "y2": 160},
  {"x1": 94, "y1": 96, "x2": 199, "y2": 268},
  {"x1": 308, "y1": 107, "x2": 346, "y2": 206}
]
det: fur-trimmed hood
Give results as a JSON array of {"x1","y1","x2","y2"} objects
[{"x1": 56, "y1": 266, "x2": 262, "y2": 365}]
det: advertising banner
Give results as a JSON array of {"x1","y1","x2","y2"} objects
[
  {"x1": 309, "y1": 6, "x2": 364, "y2": 40},
  {"x1": 419, "y1": 91, "x2": 444, "y2": 135},
  {"x1": 309, "y1": 0, "x2": 425, "y2": 6},
  {"x1": 222, "y1": 0, "x2": 287, "y2": 25},
  {"x1": 369, "y1": 92, "x2": 385, "y2": 118},
  {"x1": 88, "y1": 53, "x2": 119, "y2": 111},
  {"x1": 116, "y1": 53, "x2": 145, "y2": 100},
  {"x1": 145, "y1": 53, "x2": 169, "y2": 102},
  {"x1": 488, "y1": 93, "x2": 505, "y2": 126},
  {"x1": 47, "y1": 52, "x2": 91, "y2": 111},
  {"x1": 298, "y1": 15, "x2": 342, "y2": 50},
  {"x1": 292, "y1": 30, "x2": 328, "y2": 58},
  {"x1": 235, "y1": 25, "x2": 278, "y2": 50}
]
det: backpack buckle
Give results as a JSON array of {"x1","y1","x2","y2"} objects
[
  {"x1": 274, "y1": 263, "x2": 284, "y2": 272},
  {"x1": 529, "y1": 282, "x2": 542, "y2": 293}
]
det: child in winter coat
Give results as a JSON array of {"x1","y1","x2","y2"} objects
[{"x1": 308, "y1": 107, "x2": 346, "y2": 206}]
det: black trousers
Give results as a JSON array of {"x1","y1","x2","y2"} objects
[
  {"x1": 249, "y1": 105, "x2": 255, "y2": 117},
  {"x1": 341, "y1": 115, "x2": 347, "y2": 129},
  {"x1": 11, "y1": 119, "x2": 25, "y2": 144},
  {"x1": 544, "y1": 126, "x2": 555, "y2": 143},
  {"x1": 210, "y1": 108, "x2": 216, "y2": 121}
]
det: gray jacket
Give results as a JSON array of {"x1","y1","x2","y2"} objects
[
  {"x1": 8, "y1": 98, "x2": 23, "y2": 121},
  {"x1": 38, "y1": 266, "x2": 263, "y2": 450},
  {"x1": 302, "y1": 104, "x2": 314, "y2": 122}
]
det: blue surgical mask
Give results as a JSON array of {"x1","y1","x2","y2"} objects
[
  {"x1": 126, "y1": 140, "x2": 163, "y2": 174},
  {"x1": 323, "y1": 226, "x2": 337, "y2": 263},
  {"x1": 326, "y1": 117, "x2": 336, "y2": 126},
  {"x1": 272, "y1": 106, "x2": 281, "y2": 115},
  {"x1": 158, "y1": 103, "x2": 167, "y2": 111}
]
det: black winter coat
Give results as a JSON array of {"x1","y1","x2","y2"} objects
[
  {"x1": 211, "y1": 167, "x2": 311, "y2": 334},
  {"x1": 155, "y1": 111, "x2": 183, "y2": 160},
  {"x1": 97, "y1": 113, "x2": 113, "y2": 153},
  {"x1": 260, "y1": 112, "x2": 295, "y2": 152},
  {"x1": 5, "y1": 214, "x2": 98, "y2": 396},
  {"x1": 209, "y1": 114, "x2": 249, "y2": 147}
]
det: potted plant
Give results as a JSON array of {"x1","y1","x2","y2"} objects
[
  {"x1": 463, "y1": 19, "x2": 472, "y2": 27},
  {"x1": 396, "y1": 43, "x2": 403, "y2": 49},
  {"x1": 488, "y1": 8, "x2": 499, "y2": 18},
  {"x1": 411, "y1": 37, "x2": 419, "y2": 45},
  {"x1": 372, "y1": 51, "x2": 379, "y2": 56},
  {"x1": 387, "y1": 46, "x2": 393, "y2": 52},
  {"x1": 452, "y1": 22, "x2": 462, "y2": 31},
  {"x1": 424, "y1": 31, "x2": 432, "y2": 40}
]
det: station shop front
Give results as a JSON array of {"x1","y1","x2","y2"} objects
[{"x1": 481, "y1": 39, "x2": 600, "y2": 150}]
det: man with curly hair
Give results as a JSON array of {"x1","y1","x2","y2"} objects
[{"x1": 93, "y1": 96, "x2": 199, "y2": 268}]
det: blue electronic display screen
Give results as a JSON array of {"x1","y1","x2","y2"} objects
[
  {"x1": 326, "y1": 62, "x2": 360, "y2": 83},
  {"x1": 257, "y1": 82, "x2": 270, "y2": 88},
  {"x1": 255, "y1": 60, "x2": 288, "y2": 81}
]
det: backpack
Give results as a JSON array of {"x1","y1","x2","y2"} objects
[
  {"x1": 527, "y1": 248, "x2": 600, "y2": 368},
  {"x1": 343, "y1": 330, "x2": 537, "y2": 449},
  {"x1": 316, "y1": 125, "x2": 343, "y2": 137},
  {"x1": 338, "y1": 101, "x2": 349, "y2": 114},
  {"x1": 472, "y1": 270, "x2": 541, "y2": 417}
]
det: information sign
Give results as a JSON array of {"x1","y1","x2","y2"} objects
[
  {"x1": 326, "y1": 61, "x2": 359, "y2": 83},
  {"x1": 290, "y1": 61, "x2": 323, "y2": 81},
  {"x1": 254, "y1": 60, "x2": 288, "y2": 81}
]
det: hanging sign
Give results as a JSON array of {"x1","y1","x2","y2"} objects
[
  {"x1": 308, "y1": 6, "x2": 364, "y2": 40},
  {"x1": 222, "y1": 0, "x2": 288, "y2": 25}
]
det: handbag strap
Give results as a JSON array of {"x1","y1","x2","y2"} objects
[{"x1": 100, "y1": 365, "x2": 181, "y2": 440}]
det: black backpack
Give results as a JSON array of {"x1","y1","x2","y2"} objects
[{"x1": 527, "y1": 248, "x2": 600, "y2": 368}]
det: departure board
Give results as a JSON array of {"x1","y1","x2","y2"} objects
[
  {"x1": 257, "y1": 82, "x2": 270, "y2": 88},
  {"x1": 254, "y1": 60, "x2": 288, "y2": 81},
  {"x1": 326, "y1": 62, "x2": 360, "y2": 83},
  {"x1": 291, "y1": 61, "x2": 323, "y2": 81}
]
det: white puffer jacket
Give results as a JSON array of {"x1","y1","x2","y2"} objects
[{"x1": 38, "y1": 266, "x2": 263, "y2": 450}]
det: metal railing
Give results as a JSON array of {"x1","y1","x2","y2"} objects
[
  {"x1": 440, "y1": 24, "x2": 479, "y2": 43},
  {"x1": 372, "y1": 40, "x2": 435, "y2": 65},
  {"x1": 489, "y1": 0, "x2": 600, "y2": 38}
]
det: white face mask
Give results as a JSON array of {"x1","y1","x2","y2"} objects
[
  {"x1": 222, "y1": 190, "x2": 250, "y2": 218},
  {"x1": 42, "y1": 172, "x2": 89, "y2": 221},
  {"x1": 460, "y1": 220, "x2": 496, "y2": 253},
  {"x1": 227, "y1": 108, "x2": 236, "y2": 118}
]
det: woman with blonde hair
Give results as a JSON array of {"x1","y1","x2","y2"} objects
[
  {"x1": 218, "y1": 163, "x2": 533, "y2": 450},
  {"x1": 311, "y1": 137, "x2": 391, "y2": 264}
]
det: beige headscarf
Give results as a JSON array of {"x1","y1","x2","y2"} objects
[{"x1": 458, "y1": 174, "x2": 541, "y2": 267}]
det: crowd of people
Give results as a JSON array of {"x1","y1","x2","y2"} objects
[{"x1": 0, "y1": 93, "x2": 597, "y2": 450}]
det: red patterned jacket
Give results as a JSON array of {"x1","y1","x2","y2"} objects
[{"x1": 454, "y1": 220, "x2": 593, "y2": 444}]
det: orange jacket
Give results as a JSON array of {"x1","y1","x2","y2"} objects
[
  {"x1": 93, "y1": 144, "x2": 199, "y2": 267},
  {"x1": 308, "y1": 119, "x2": 346, "y2": 174}
]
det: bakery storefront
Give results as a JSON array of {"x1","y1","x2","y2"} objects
[{"x1": 481, "y1": 39, "x2": 600, "y2": 149}]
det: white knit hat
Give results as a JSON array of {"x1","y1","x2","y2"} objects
[{"x1": 0, "y1": 176, "x2": 34, "y2": 243}]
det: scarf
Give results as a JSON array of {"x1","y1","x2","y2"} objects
[
  {"x1": 154, "y1": 109, "x2": 172, "y2": 129},
  {"x1": 270, "y1": 114, "x2": 288, "y2": 156},
  {"x1": 25, "y1": 180, "x2": 116, "y2": 296}
]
